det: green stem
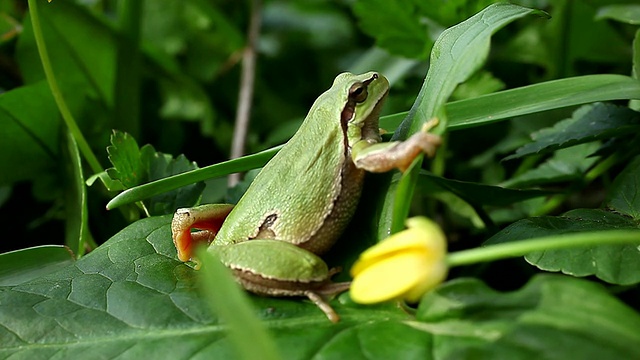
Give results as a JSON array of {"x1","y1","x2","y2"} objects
[
  {"x1": 28, "y1": 0, "x2": 103, "y2": 175},
  {"x1": 113, "y1": 0, "x2": 143, "y2": 138},
  {"x1": 446, "y1": 230, "x2": 640, "y2": 267}
]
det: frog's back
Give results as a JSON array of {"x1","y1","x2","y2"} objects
[{"x1": 215, "y1": 94, "x2": 352, "y2": 248}]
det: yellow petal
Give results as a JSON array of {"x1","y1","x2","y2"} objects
[
  {"x1": 402, "y1": 261, "x2": 448, "y2": 303},
  {"x1": 406, "y1": 218, "x2": 447, "y2": 259},
  {"x1": 350, "y1": 217, "x2": 446, "y2": 277},
  {"x1": 350, "y1": 251, "x2": 430, "y2": 304}
]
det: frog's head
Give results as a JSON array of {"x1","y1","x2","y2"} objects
[
  {"x1": 331, "y1": 72, "x2": 389, "y2": 131},
  {"x1": 331, "y1": 72, "x2": 389, "y2": 144},
  {"x1": 306, "y1": 72, "x2": 389, "y2": 146}
]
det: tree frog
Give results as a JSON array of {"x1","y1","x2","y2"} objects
[{"x1": 172, "y1": 72, "x2": 441, "y2": 322}]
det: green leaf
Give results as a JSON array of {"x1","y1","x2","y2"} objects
[
  {"x1": 606, "y1": 155, "x2": 640, "y2": 220},
  {"x1": 419, "y1": 172, "x2": 553, "y2": 207},
  {"x1": 105, "y1": 131, "x2": 204, "y2": 215},
  {"x1": 85, "y1": 170, "x2": 125, "y2": 192},
  {"x1": 141, "y1": 145, "x2": 205, "y2": 216},
  {"x1": 17, "y1": 0, "x2": 116, "y2": 104},
  {"x1": 0, "y1": 81, "x2": 59, "y2": 185},
  {"x1": 352, "y1": 0, "x2": 434, "y2": 59},
  {"x1": 505, "y1": 103, "x2": 640, "y2": 160},
  {"x1": 417, "y1": 275, "x2": 640, "y2": 358},
  {"x1": 502, "y1": 142, "x2": 600, "y2": 188},
  {"x1": 381, "y1": 3, "x2": 546, "y2": 238},
  {"x1": 498, "y1": 1, "x2": 630, "y2": 79},
  {"x1": 2, "y1": 218, "x2": 638, "y2": 358},
  {"x1": 0, "y1": 245, "x2": 74, "y2": 286},
  {"x1": 106, "y1": 131, "x2": 144, "y2": 189},
  {"x1": 632, "y1": 29, "x2": 640, "y2": 111},
  {"x1": 484, "y1": 209, "x2": 640, "y2": 285},
  {"x1": 395, "y1": 3, "x2": 547, "y2": 140},
  {"x1": 0, "y1": 216, "x2": 399, "y2": 358},
  {"x1": 414, "y1": 0, "x2": 496, "y2": 28},
  {"x1": 596, "y1": 4, "x2": 640, "y2": 25},
  {"x1": 450, "y1": 70, "x2": 505, "y2": 101}
]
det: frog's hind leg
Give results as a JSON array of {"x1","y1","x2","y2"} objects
[
  {"x1": 171, "y1": 204, "x2": 234, "y2": 262},
  {"x1": 212, "y1": 239, "x2": 351, "y2": 322}
]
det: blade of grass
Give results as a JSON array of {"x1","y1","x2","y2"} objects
[
  {"x1": 106, "y1": 145, "x2": 282, "y2": 209},
  {"x1": 27, "y1": 0, "x2": 103, "y2": 175},
  {"x1": 63, "y1": 129, "x2": 91, "y2": 256},
  {"x1": 197, "y1": 248, "x2": 281, "y2": 360},
  {"x1": 379, "y1": 74, "x2": 640, "y2": 132},
  {"x1": 447, "y1": 74, "x2": 640, "y2": 130}
]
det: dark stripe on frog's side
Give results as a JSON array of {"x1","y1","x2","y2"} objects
[{"x1": 298, "y1": 73, "x2": 385, "y2": 254}]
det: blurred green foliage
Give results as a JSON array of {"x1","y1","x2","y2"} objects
[{"x1": 1, "y1": 0, "x2": 640, "y2": 358}]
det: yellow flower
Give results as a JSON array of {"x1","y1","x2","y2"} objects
[{"x1": 350, "y1": 217, "x2": 448, "y2": 304}]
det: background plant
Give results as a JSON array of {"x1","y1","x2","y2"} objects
[{"x1": 1, "y1": 0, "x2": 639, "y2": 358}]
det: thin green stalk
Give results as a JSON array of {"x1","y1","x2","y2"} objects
[
  {"x1": 28, "y1": 0, "x2": 103, "y2": 175},
  {"x1": 447, "y1": 230, "x2": 640, "y2": 267}
]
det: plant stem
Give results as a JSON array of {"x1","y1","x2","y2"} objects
[
  {"x1": 28, "y1": 0, "x2": 103, "y2": 175},
  {"x1": 114, "y1": 0, "x2": 143, "y2": 138},
  {"x1": 229, "y1": 0, "x2": 262, "y2": 187},
  {"x1": 446, "y1": 230, "x2": 640, "y2": 267}
]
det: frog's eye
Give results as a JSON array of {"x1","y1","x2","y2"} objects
[{"x1": 349, "y1": 82, "x2": 368, "y2": 104}]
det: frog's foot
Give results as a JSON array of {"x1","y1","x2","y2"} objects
[
  {"x1": 171, "y1": 204, "x2": 234, "y2": 262},
  {"x1": 234, "y1": 272, "x2": 350, "y2": 323},
  {"x1": 310, "y1": 276, "x2": 351, "y2": 322},
  {"x1": 352, "y1": 118, "x2": 442, "y2": 173},
  {"x1": 304, "y1": 286, "x2": 349, "y2": 323}
]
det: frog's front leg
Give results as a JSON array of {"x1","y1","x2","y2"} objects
[
  {"x1": 172, "y1": 204, "x2": 234, "y2": 262},
  {"x1": 353, "y1": 119, "x2": 442, "y2": 173},
  {"x1": 211, "y1": 239, "x2": 351, "y2": 323}
]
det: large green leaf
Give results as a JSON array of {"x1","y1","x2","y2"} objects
[
  {"x1": 380, "y1": 3, "x2": 546, "y2": 237},
  {"x1": 394, "y1": 3, "x2": 547, "y2": 140},
  {"x1": 0, "y1": 245, "x2": 74, "y2": 286},
  {"x1": 2, "y1": 216, "x2": 639, "y2": 358},
  {"x1": 417, "y1": 275, "x2": 640, "y2": 359},
  {"x1": 485, "y1": 209, "x2": 640, "y2": 285},
  {"x1": 0, "y1": 216, "x2": 395, "y2": 358}
]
